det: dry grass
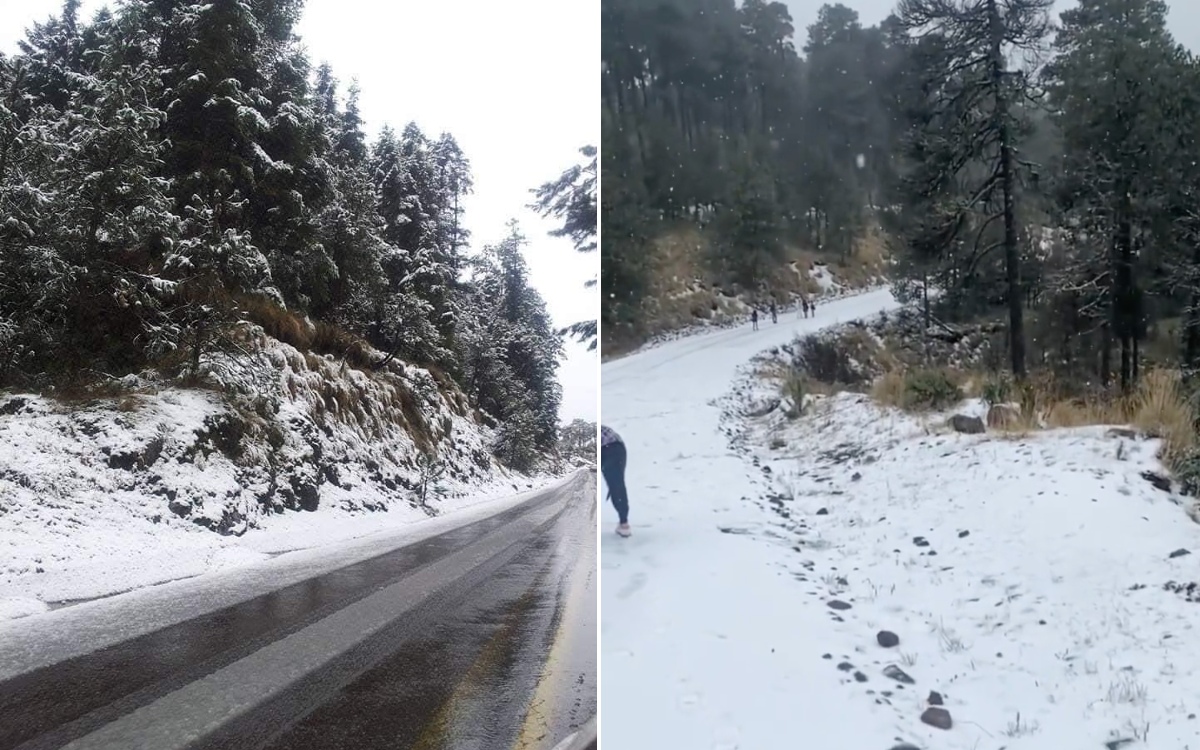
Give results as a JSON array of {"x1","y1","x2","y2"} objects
[
  {"x1": 830, "y1": 224, "x2": 890, "y2": 287},
  {"x1": 239, "y1": 296, "x2": 376, "y2": 371},
  {"x1": 869, "y1": 363, "x2": 1195, "y2": 461},
  {"x1": 870, "y1": 366, "x2": 965, "y2": 412}
]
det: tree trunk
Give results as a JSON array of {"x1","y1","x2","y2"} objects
[
  {"x1": 1100, "y1": 321, "x2": 1111, "y2": 387},
  {"x1": 990, "y1": 0, "x2": 1025, "y2": 380},
  {"x1": 1115, "y1": 202, "x2": 1134, "y2": 392}
]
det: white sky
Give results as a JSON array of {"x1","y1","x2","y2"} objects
[{"x1": 0, "y1": 0, "x2": 599, "y2": 424}]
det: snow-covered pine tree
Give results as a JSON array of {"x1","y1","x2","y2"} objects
[{"x1": 531, "y1": 145, "x2": 597, "y2": 351}]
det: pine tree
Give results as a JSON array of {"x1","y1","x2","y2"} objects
[
  {"x1": 1046, "y1": 0, "x2": 1181, "y2": 390},
  {"x1": 531, "y1": 145, "x2": 597, "y2": 350},
  {"x1": 892, "y1": 0, "x2": 1053, "y2": 379}
]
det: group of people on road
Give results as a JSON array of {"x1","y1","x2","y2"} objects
[{"x1": 750, "y1": 296, "x2": 815, "y2": 330}]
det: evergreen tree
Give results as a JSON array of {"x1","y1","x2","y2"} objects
[
  {"x1": 531, "y1": 145, "x2": 598, "y2": 350},
  {"x1": 891, "y1": 0, "x2": 1053, "y2": 379}
]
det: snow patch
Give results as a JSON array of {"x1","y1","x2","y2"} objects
[{"x1": 0, "y1": 329, "x2": 563, "y2": 606}]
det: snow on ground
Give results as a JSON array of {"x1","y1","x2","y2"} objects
[
  {"x1": 601, "y1": 288, "x2": 1200, "y2": 750},
  {"x1": 0, "y1": 329, "x2": 561, "y2": 612}
]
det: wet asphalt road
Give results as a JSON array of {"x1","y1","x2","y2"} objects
[{"x1": 0, "y1": 471, "x2": 596, "y2": 750}]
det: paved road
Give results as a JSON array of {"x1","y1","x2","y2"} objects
[{"x1": 0, "y1": 471, "x2": 596, "y2": 750}]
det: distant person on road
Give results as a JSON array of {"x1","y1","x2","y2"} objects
[
  {"x1": 751, "y1": 308, "x2": 759, "y2": 330},
  {"x1": 600, "y1": 425, "x2": 631, "y2": 537},
  {"x1": 801, "y1": 298, "x2": 810, "y2": 318},
  {"x1": 769, "y1": 300, "x2": 778, "y2": 324}
]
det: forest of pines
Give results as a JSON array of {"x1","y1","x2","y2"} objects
[
  {"x1": 602, "y1": 0, "x2": 1200, "y2": 401},
  {"x1": 0, "y1": 0, "x2": 591, "y2": 466}
]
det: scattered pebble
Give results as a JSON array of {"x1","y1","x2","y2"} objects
[{"x1": 876, "y1": 630, "x2": 900, "y2": 648}]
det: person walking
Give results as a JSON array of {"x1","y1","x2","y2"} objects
[
  {"x1": 751, "y1": 308, "x2": 759, "y2": 331},
  {"x1": 600, "y1": 425, "x2": 632, "y2": 537},
  {"x1": 769, "y1": 299, "x2": 778, "y2": 324},
  {"x1": 801, "y1": 298, "x2": 810, "y2": 318}
]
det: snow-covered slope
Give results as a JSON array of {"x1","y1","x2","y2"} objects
[
  {"x1": 0, "y1": 326, "x2": 559, "y2": 613},
  {"x1": 601, "y1": 289, "x2": 1200, "y2": 750}
]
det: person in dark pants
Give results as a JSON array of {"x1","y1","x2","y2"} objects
[
  {"x1": 600, "y1": 425, "x2": 631, "y2": 537},
  {"x1": 769, "y1": 300, "x2": 778, "y2": 324},
  {"x1": 751, "y1": 308, "x2": 759, "y2": 330}
]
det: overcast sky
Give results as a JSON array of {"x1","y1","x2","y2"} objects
[
  {"x1": 783, "y1": 0, "x2": 1198, "y2": 52},
  {"x1": 0, "y1": 0, "x2": 598, "y2": 424}
]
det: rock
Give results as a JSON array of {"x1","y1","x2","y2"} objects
[
  {"x1": 827, "y1": 599, "x2": 852, "y2": 611},
  {"x1": 913, "y1": 536, "x2": 930, "y2": 547},
  {"x1": 927, "y1": 690, "x2": 944, "y2": 706},
  {"x1": 854, "y1": 671, "x2": 868, "y2": 682},
  {"x1": 887, "y1": 745, "x2": 922, "y2": 750},
  {"x1": 1169, "y1": 548, "x2": 1191, "y2": 559},
  {"x1": 837, "y1": 661, "x2": 855, "y2": 671},
  {"x1": 958, "y1": 530, "x2": 969, "y2": 538},
  {"x1": 877, "y1": 630, "x2": 900, "y2": 648},
  {"x1": 986, "y1": 403, "x2": 1020, "y2": 429},
  {"x1": 920, "y1": 706, "x2": 952, "y2": 730},
  {"x1": 948, "y1": 414, "x2": 985, "y2": 434},
  {"x1": 1142, "y1": 471, "x2": 1171, "y2": 492},
  {"x1": 816, "y1": 507, "x2": 829, "y2": 515},
  {"x1": 851, "y1": 471, "x2": 862, "y2": 481},
  {"x1": 883, "y1": 664, "x2": 915, "y2": 684},
  {"x1": 746, "y1": 396, "x2": 781, "y2": 418},
  {"x1": 0, "y1": 396, "x2": 28, "y2": 416},
  {"x1": 291, "y1": 477, "x2": 321, "y2": 512}
]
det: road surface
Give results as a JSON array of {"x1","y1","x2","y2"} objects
[
  {"x1": 0, "y1": 470, "x2": 596, "y2": 750},
  {"x1": 600, "y1": 289, "x2": 901, "y2": 749}
]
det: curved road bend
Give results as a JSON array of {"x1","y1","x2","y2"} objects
[{"x1": 0, "y1": 470, "x2": 596, "y2": 750}]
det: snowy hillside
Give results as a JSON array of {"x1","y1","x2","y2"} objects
[
  {"x1": 601, "y1": 289, "x2": 1200, "y2": 750},
  {"x1": 0, "y1": 324, "x2": 560, "y2": 615}
]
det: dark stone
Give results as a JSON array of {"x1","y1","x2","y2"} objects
[
  {"x1": 1142, "y1": 471, "x2": 1171, "y2": 492},
  {"x1": 887, "y1": 745, "x2": 922, "y2": 750},
  {"x1": 913, "y1": 536, "x2": 930, "y2": 547},
  {"x1": 289, "y1": 476, "x2": 320, "y2": 512},
  {"x1": 854, "y1": 671, "x2": 868, "y2": 682},
  {"x1": 958, "y1": 530, "x2": 969, "y2": 538},
  {"x1": 851, "y1": 471, "x2": 862, "y2": 481},
  {"x1": 1105, "y1": 740, "x2": 1135, "y2": 750},
  {"x1": 837, "y1": 661, "x2": 854, "y2": 671},
  {"x1": 817, "y1": 507, "x2": 829, "y2": 515},
  {"x1": 0, "y1": 397, "x2": 28, "y2": 416},
  {"x1": 822, "y1": 653, "x2": 833, "y2": 659},
  {"x1": 927, "y1": 690, "x2": 944, "y2": 706},
  {"x1": 948, "y1": 414, "x2": 985, "y2": 434},
  {"x1": 1169, "y1": 548, "x2": 1191, "y2": 559},
  {"x1": 877, "y1": 630, "x2": 900, "y2": 648},
  {"x1": 827, "y1": 599, "x2": 852, "y2": 610},
  {"x1": 106, "y1": 450, "x2": 140, "y2": 472},
  {"x1": 167, "y1": 497, "x2": 191, "y2": 518},
  {"x1": 920, "y1": 706, "x2": 952, "y2": 730},
  {"x1": 883, "y1": 664, "x2": 915, "y2": 684}
]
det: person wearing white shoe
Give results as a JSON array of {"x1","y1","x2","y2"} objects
[{"x1": 600, "y1": 425, "x2": 631, "y2": 537}]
